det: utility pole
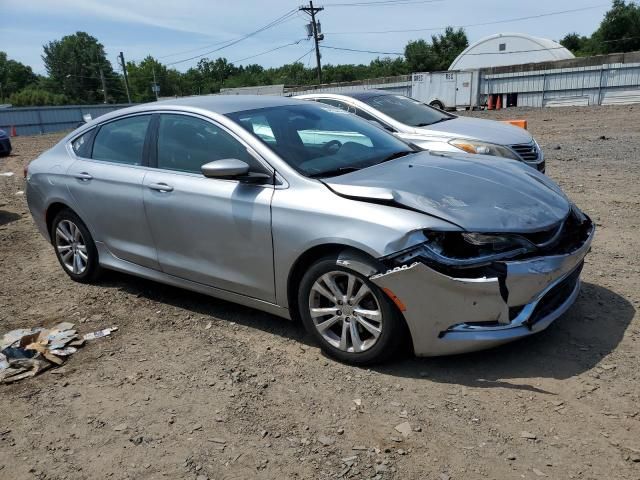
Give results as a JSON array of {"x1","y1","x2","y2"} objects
[
  {"x1": 300, "y1": 1, "x2": 324, "y2": 84},
  {"x1": 99, "y1": 67, "x2": 108, "y2": 103},
  {"x1": 96, "y1": 52, "x2": 108, "y2": 103},
  {"x1": 118, "y1": 51, "x2": 132, "y2": 104},
  {"x1": 152, "y1": 67, "x2": 159, "y2": 101}
]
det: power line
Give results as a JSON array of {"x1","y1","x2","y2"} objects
[
  {"x1": 325, "y1": 5, "x2": 609, "y2": 35},
  {"x1": 230, "y1": 39, "x2": 307, "y2": 64},
  {"x1": 321, "y1": 35, "x2": 640, "y2": 60},
  {"x1": 164, "y1": 9, "x2": 299, "y2": 66},
  {"x1": 292, "y1": 47, "x2": 317, "y2": 64},
  {"x1": 321, "y1": 45, "x2": 404, "y2": 55},
  {"x1": 325, "y1": 0, "x2": 443, "y2": 6},
  {"x1": 157, "y1": 11, "x2": 301, "y2": 61}
]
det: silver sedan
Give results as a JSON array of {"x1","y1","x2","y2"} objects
[
  {"x1": 25, "y1": 95, "x2": 593, "y2": 364},
  {"x1": 297, "y1": 91, "x2": 546, "y2": 172}
]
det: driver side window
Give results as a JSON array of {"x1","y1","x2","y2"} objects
[{"x1": 157, "y1": 114, "x2": 259, "y2": 174}]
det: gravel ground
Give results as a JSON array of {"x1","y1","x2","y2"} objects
[{"x1": 0, "y1": 105, "x2": 639, "y2": 480}]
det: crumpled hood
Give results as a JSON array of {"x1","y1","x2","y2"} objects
[
  {"x1": 325, "y1": 151, "x2": 570, "y2": 232},
  {"x1": 416, "y1": 116, "x2": 533, "y2": 145}
]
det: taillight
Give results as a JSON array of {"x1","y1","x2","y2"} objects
[{"x1": 23, "y1": 162, "x2": 30, "y2": 179}]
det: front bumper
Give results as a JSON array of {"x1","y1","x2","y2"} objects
[{"x1": 370, "y1": 223, "x2": 594, "y2": 356}]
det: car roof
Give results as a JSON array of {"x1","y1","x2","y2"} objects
[
  {"x1": 306, "y1": 90, "x2": 393, "y2": 101},
  {"x1": 150, "y1": 94, "x2": 304, "y2": 114}
]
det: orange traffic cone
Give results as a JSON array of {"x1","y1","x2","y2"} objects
[
  {"x1": 487, "y1": 94, "x2": 495, "y2": 110},
  {"x1": 495, "y1": 94, "x2": 502, "y2": 110},
  {"x1": 10, "y1": 125, "x2": 17, "y2": 137}
]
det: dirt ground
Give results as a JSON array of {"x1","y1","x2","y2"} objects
[{"x1": 0, "y1": 104, "x2": 639, "y2": 480}]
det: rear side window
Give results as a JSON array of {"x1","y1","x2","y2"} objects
[
  {"x1": 92, "y1": 115, "x2": 151, "y2": 165},
  {"x1": 71, "y1": 129, "x2": 95, "y2": 158}
]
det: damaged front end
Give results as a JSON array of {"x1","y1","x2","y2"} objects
[{"x1": 369, "y1": 206, "x2": 595, "y2": 356}]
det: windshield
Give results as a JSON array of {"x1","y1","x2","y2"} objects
[
  {"x1": 363, "y1": 94, "x2": 454, "y2": 127},
  {"x1": 227, "y1": 103, "x2": 415, "y2": 178}
]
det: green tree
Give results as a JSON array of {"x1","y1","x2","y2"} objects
[
  {"x1": 404, "y1": 27, "x2": 468, "y2": 72},
  {"x1": 0, "y1": 52, "x2": 38, "y2": 102},
  {"x1": 126, "y1": 56, "x2": 182, "y2": 102},
  {"x1": 9, "y1": 88, "x2": 69, "y2": 106},
  {"x1": 42, "y1": 31, "x2": 123, "y2": 103},
  {"x1": 404, "y1": 39, "x2": 437, "y2": 72},
  {"x1": 592, "y1": 0, "x2": 640, "y2": 53},
  {"x1": 559, "y1": 33, "x2": 596, "y2": 56},
  {"x1": 430, "y1": 27, "x2": 468, "y2": 70}
]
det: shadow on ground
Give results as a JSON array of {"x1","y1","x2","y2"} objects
[
  {"x1": 0, "y1": 210, "x2": 21, "y2": 227},
  {"x1": 376, "y1": 282, "x2": 635, "y2": 393},
  {"x1": 101, "y1": 273, "x2": 633, "y2": 392}
]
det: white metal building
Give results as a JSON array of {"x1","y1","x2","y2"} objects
[{"x1": 449, "y1": 33, "x2": 575, "y2": 71}]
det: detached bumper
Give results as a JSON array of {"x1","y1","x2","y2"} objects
[{"x1": 370, "y1": 224, "x2": 594, "y2": 356}]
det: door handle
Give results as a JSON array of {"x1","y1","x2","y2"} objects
[
  {"x1": 73, "y1": 172, "x2": 93, "y2": 181},
  {"x1": 148, "y1": 182, "x2": 174, "y2": 192}
]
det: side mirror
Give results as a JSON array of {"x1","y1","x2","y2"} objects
[{"x1": 201, "y1": 159, "x2": 250, "y2": 178}]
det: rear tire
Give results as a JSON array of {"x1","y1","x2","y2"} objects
[
  {"x1": 429, "y1": 100, "x2": 445, "y2": 110},
  {"x1": 298, "y1": 254, "x2": 405, "y2": 365},
  {"x1": 51, "y1": 209, "x2": 102, "y2": 283}
]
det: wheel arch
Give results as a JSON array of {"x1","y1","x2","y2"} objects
[
  {"x1": 45, "y1": 202, "x2": 73, "y2": 242},
  {"x1": 286, "y1": 243, "x2": 385, "y2": 321}
]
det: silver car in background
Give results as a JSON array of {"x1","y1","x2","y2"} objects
[
  {"x1": 26, "y1": 95, "x2": 592, "y2": 364},
  {"x1": 297, "y1": 91, "x2": 545, "y2": 172}
]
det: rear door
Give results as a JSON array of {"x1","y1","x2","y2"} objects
[
  {"x1": 142, "y1": 113, "x2": 276, "y2": 302},
  {"x1": 66, "y1": 114, "x2": 160, "y2": 270},
  {"x1": 455, "y1": 71, "x2": 473, "y2": 108}
]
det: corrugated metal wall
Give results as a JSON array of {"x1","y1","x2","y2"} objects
[
  {"x1": 481, "y1": 63, "x2": 640, "y2": 108},
  {"x1": 284, "y1": 75, "x2": 411, "y2": 96},
  {"x1": 0, "y1": 104, "x2": 131, "y2": 136}
]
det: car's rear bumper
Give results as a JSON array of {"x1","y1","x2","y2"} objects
[{"x1": 370, "y1": 223, "x2": 594, "y2": 356}]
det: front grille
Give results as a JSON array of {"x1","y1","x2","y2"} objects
[
  {"x1": 527, "y1": 263, "x2": 583, "y2": 327},
  {"x1": 510, "y1": 142, "x2": 540, "y2": 162}
]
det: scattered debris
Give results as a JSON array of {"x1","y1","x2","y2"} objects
[
  {"x1": 533, "y1": 467, "x2": 547, "y2": 477},
  {"x1": 520, "y1": 431, "x2": 537, "y2": 440},
  {"x1": 83, "y1": 326, "x2": 118, "y2": 341},
  {"x1": 0, "y1": 323, "x2": 117, "y2": 384},
  {"x1": 0, "y1": 172, "x2": 14, "y2": 177},
  {"x1": 394, "y1": 421, "x2": 412, "y2": 437},
  {"x1": 317, "y1": 435, "x2": 335, "y2": 446}
]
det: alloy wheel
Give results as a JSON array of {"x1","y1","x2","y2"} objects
[
  {"x1": 308, "y1": 270, "x2": 383, "y2": 353},
  {"x1": 55, "y1": 219, "x2": 88, "y2": 275}
]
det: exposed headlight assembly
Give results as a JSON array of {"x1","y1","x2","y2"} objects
[
  {"x1": 389, "y1": 230, "x2": 536, "y2": 268},
  {"x1": 449, "y1": 139, "x2": 520, "y2": 161}
]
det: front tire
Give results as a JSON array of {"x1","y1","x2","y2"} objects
[
  {"x1": 51, "y1": 209, "x2": 102, "y2": 283},
  {"x1": 298, "y1": 255, "x2": 405, "y2": 365}
]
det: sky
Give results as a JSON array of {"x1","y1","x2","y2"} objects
[{"x1": 0, "y1": 0, "x2": 612, "y2": 75}]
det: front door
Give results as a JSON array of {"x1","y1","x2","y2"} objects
[
  {"x1": 142, "y1": 113, "x2": 276, "y2": 302},
  {"x1": 66, "y1": 114, "x2": 160, "y2": 270}
]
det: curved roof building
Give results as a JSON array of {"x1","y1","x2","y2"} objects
[{"x1": 449, "y1": 33, "x2": 575, "y2": 70}]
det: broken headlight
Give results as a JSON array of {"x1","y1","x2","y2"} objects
[{"x1": 389, "y1": 231, "x2": 536, "y2": 268}]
